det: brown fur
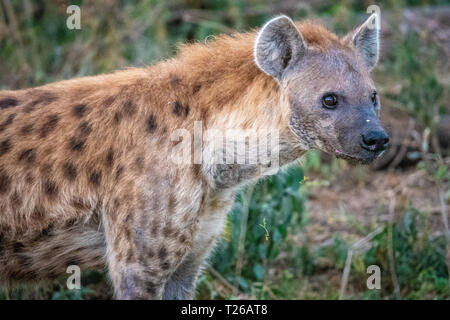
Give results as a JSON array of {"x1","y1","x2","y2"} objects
[{"x1": 0, "y1": 19, "x2": 382, "y2": 299}]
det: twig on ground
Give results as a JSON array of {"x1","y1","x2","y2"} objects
[
  {"x1": 339, "y1": 227, "x2": 384, "y2": 299},
  {"x1": 207, "y1": 266, "x2": 239, "y2": 294},
  {"x1": 387, "y1": 194, "x2": 401, "y2": 297}
]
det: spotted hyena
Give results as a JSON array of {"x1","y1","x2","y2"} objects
[{"x1": 0, "y1": 13, "x2": 387, "y2": 299}]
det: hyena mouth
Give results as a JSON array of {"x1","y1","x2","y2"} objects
[{"x1": 334, "y1": 149, "x2": 379, "y2": 165}]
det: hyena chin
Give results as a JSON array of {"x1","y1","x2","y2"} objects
[{"x1": 0, "y1": 13, "x2": 387, "y2": 299}]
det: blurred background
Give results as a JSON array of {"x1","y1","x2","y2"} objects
[{"x1": 0, "y1": 0, "x2": 449, "y2": 300}]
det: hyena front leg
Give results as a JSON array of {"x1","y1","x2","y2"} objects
[
  {"x1": 162, "y1": 254, "x2": 204, "y2": 300},
  {"x1": 163, "y1": 205, "x2": 230, "y2": 299},
  {"x1": 103, "y1": 199, "x2": 195, "y2": 299}
]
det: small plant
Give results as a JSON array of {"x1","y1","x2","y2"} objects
[{"x1": 199, "y1": 166, "x2": 306, "y2": 298}]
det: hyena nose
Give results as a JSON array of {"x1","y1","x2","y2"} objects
[{"x1": 361, "y1": 130, "x2": 389, "y2": 152}]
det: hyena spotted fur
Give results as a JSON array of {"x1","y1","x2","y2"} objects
[{"x1": 0, "y1": 14, "x2": 388, "y2": 299}]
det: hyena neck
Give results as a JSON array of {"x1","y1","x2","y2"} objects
[{"x1": 166, "y1": 33, "x2": 306, "y2": 190}]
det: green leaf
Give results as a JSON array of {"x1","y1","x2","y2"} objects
[
  {"x1": 253, "y1": 264, "x2": 265, "y2": 281},
  {"x1": 435, "y1": 164, "x2": 448, "y2": 181}
]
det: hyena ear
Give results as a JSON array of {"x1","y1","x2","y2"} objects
[
  {"x1": 254, "y1": 15, "x2": 307, "y2": 80},
  {"x1": 347, "y1": 13, "x2": 380, "y2": 70}
]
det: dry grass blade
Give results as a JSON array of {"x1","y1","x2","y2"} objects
[
  {"x1": 387, "y1": 194, "x2": 401, "y2": 297},
  {"x1": 339, "y1": 227, "x2": 384, "y2": 299}
]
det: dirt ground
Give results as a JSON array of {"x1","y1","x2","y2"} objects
[{"x1": 304, "y1": 167, "x2": 444, "y2": 246}]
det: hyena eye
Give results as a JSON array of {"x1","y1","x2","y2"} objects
[
  {"x1": 322, "y1": 94, "x2": 338, "y2": 109},
  {"x1": 371, "y1": 91, "x2": 378, "y2": 105}
]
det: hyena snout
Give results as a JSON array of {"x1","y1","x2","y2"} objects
[
  {"x1": 336, "y1": 116, "x2": 389, "y2": 164},
  {"x1": 360, "y1": 129, "x2": 389, "y2": 152}
]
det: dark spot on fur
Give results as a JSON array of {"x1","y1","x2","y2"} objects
[
  {"x1": 13, "y1": 242, "x2": 24, "y2": 253},
  {"x1": 20, "y1": 124, "x2": 34, "y2": 136},
  {"x1": 170, "y1": 74, "x2": 182, "y2": 88},
  {"x1": 0, "y1": 171, "x2": 10, "y2": 194},
  {"x1": 41, "y1": 225, "x2": 53, "y2": 236},
  {"x1": 146, "y1": 115, "x2": 157, "y2": 132},
  {"x1": 63, "y1": 162, "x2": 77, "y2": 181},
  {"x1": 44, "y1": 180, "x2": 58, "y2": 198},
  {"x1": 32, "y1": 206, "x2": 45, "y2": 219},
  {"x1": 115, "y1": 165, "x2": 124, "y2": 181},
  {"x1": 23, "y1": 103, "x2": 34, "y2": 113},
  {"x1": 0, "y1": 98, "x2": 19, "y2": 109},
  {"x1": 175, "y1": 249, "x2": 185, "y2": 258},
  {"x1": 163, "y1": 223, "x2": 174, "y2": 238},
  {"x1": 192, "y1": 164, "x2": 202, "y2": 179},
  {"x1": 18, "y1": 255, "x2": 33, "y2": 268},
  {"x1": 173, "y1": 101, "x2": 183, "y2": 116},
  {"x1": 11, "y1": 191, "x2": 22, "y2": 209},
  {"x1": 125, "y1": 249, "x2": 134, "y2": 263},
  {"x1": 0, "y1": 113, "x2": 16, "y2": 132},
  {"x1": 89, "y1": 170, "x2": 102, "y2": 186},
  {"x1": 0, "y1": 139, "x2": 11, "y2": 156},
  {"x1": 192, "y1": 83, "x2": 202, "y2": 95},
  {"x1": 40, "y1": 114, "x2": 59, "y2": 138},
  {"x1": 114, "y1": 111, "x2": 122, "y2": 124},
  {"x1": 160, "y1": 261, "x2": 171, "y2": 271},
  {"x1": 346, "y1": 62, "x2": 358, "y2": 74},
  {"x1": 104, "y1": 96, "x2": 115, "y2": 107},
  {"x1": 68, "y1": 122, "x2": 91, "y2": 153},
  {"x1": 168, "y1": 194, "x2": 176, "y2": 212},
  {"x1": 123, "y1": 100, "x2": 136, "y2": 117},
  {"x1": 25, "y1": 173, "x2": 34, "y2": 184},
  {"x1": 151, "y1": 223, "x2": 159, "y2": 236},
  {"x1": 173, "y1": 101, "x2": 189, "y2": 117},
  {"x1": 24, "y1": 91, "x2": 57, "y2": 113},
  {"x1": 36, "y1": 225, "x2": 53, "y2": 240},
  {"x1": 158, "y1": 247, "x2": 168, "y2": 260},
  {"x1": 124, "y1": 213, "x2": 133, "y2": 224},
  {"x1": 65, "y1": 218, "x2": 78, "y2": 228},
  {"x1": 179, "y1": 234, "x2": 187, "y2": 243},
  {"x1": 41, "y1": 163, "x2": 52, "y2": 175},
  {"x1": 134, "y1": 156, "x2": 144, "y2": 172},
  {"x1": 72, "y1": 197, "x2": 91, "y2": 211},
  {"x1": 72, "y1": 104, "x2": 87, "y2": 118},
  {"x1": 18, "y1": 148, "x2": 36, "y2": 164},
  {"x1": 68, "y1": 137, "x2": 85, "y2": 152},
  {"x1": 76, "y1": 121, "x2": 92, "y2": 137},
  {"x1": 105, "y1": 148, "x2": 114, "y2": 167}
]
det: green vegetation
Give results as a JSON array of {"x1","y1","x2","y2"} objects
[{"x1": 0, "y1": 0, "x2": 448, "y2": 299}]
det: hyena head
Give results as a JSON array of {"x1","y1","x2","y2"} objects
[{"x1": 254, "y1": 14, "x2": 389, "y2": 164}]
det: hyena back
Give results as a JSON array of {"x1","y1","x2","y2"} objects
[{"x1": 0, "y1": 14, "x2": 387, "y2": 299}]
